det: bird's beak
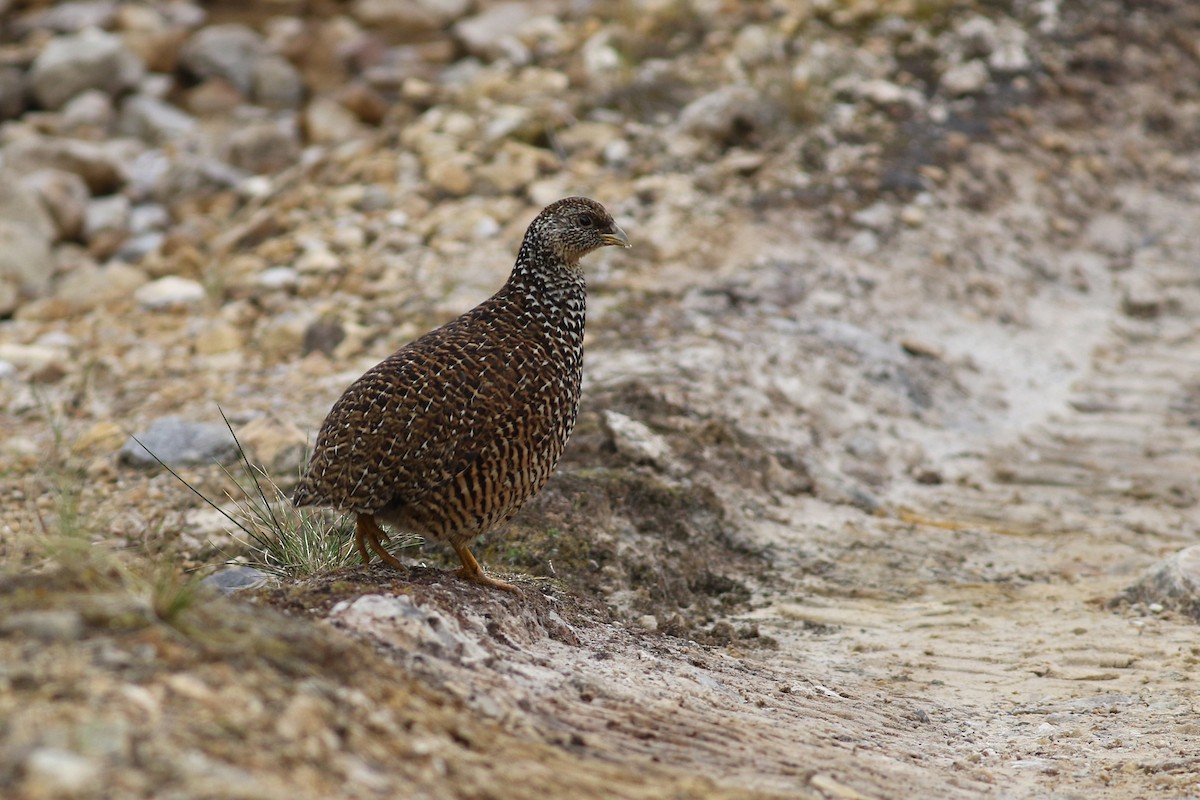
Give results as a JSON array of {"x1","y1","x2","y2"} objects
[{"x1": 601, "y1": 225, "x2": 631, "y2": 248}]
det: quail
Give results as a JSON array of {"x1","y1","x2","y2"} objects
[{"x1": 293, "y1": 197, "x2": 630, "y2": 592}]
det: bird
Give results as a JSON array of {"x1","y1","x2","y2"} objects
[{"x1": 293, "y1": 197, "x2": 630, "y2": 593}]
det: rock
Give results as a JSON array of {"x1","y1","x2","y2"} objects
[
  {"x1": 84, "y1": 193, "x2": 131, "y2": 245},
  {"x1": 350, "y1": 0, "x2": 471, "y2": 38},
  {"x1": 117, "y1": 94, "x2": 196, "y2": 143},
  {"x1": 426, "y1": 155, "x2": 474, "y2": 196},
  {"x1": 0, "y1": 609, "x2": 84, "y2": 640},
  {"x1": 1119, "y1": 273, "x2": 1165, "y2": 319},
  {"x1": 22, "y1": 748, "x2": 103, "y2": 797},
  {"x1": 119, "y1": 416, "x2": 239, "y2": 469},
  {"x1": 184, "y1": 78, "x2": 246, "y2": 115},
  {"x1": 152, "y1": 154, "x2": 248, "y2": 202},
  {"x1": 256, "y1": 266, "x2": 299, "y2": 290},
  {"x1": 133, "y1": 275, "x2": 206, "y2": 309},
  {"x1": 302, "y1": 317, "x2": 346, "y2": 356},
  {"x1": 0, "y1": 66, "x2": 27, "y2": 120},
  {"x1": 60, "y1": 89, "x2": 116, "y2": 136},
  {"x1": 0, "y1": 343, "x2": 68, "y2": 373},
  {"x1": 732, "y1": 25, "x2": 783, "y2": 67},
  {"x1": 30, "y1": 27, "x2": 146, "y2": 110},
  {"x1": 193, "y1": 320, "x2": 243, "y2": 355},
  {"x1": 1120, "y1": 545, "x2": 1200, "y2": 621},
  {"x1": 940, "y1": 59, "x2": 989, "y2": 96},
  {"x1": 602, "y1": 410, "x2": 674, "y2": 470},
  {"x1": 677, "y1": 85, "x2": 773, "y2": 145},
  {"x1": 0, "y1": 222, "x2": 53, "y2": 301},
  {"x1": 303, "y1": 96, "x2": 366, "y2": 143},
  {"x1": 115, "y1": 231, "x2": 164, "y2": 262},
  {"x1": 202, "y1": 566, "x2": 269, "y2": 595},
  {"x1": 2, "y1": 137, "x2": 130, "y2": 194},
  {"x1": 129, "y1": 203, "x2": 170, "y2": 234},
  {"x1": 179, "y1": 24, "x2": 266, "y2": 95},
  {"x1": 0, "y1": 282, "x2": 18, "y2": 317},
  {"x1": 336, "y1": 82, "x2": 388, "y2": 125},
  {"x1": 254, "y1": 310, "x2": 318, "y2": 359},
  {"x1": 251, "y1": 55, "x2": 305, "y2": 109},
  {"x1": 223, "y1": 120, "x2": 302, "y2": 174},
  {"x1": 454, "y1": 3, "x2": 536, "y2": 62},
  {"x1": 236, "y1": 415, "x2": 309, "y2": 474},
  {"x1": 19, "y1": 1, "x2": 117, "y2": 33},
  {"x1": 475, "y1": 141, "x2": 553, "y2": 194}
]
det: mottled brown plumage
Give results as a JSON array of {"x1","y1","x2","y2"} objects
[{"x1": 293, "y1": 197, "x2": 629, "y2": 592}]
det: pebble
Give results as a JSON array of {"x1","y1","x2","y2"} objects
[
  {"x1": 84, "y1": 193, "x2": 132, "y2": 243},
  {"x1": 118, "y1": 94, "x2": 197, "y2": 144},
  {"x1": 180, "y1": 24, "x2": 266, "y2": 95},
  {"x1": 3, "y1": 137, "x2": 130, "y2": 194},
  {"x1": 22, "y1": 748, "x2": 103, "y2": 797},
  {"x1": 303, "y1": 96, "x2": 365, "y2": 144},
  {"x1": 0, "y1": 221, "x2": 53, "y2": 300},
  {"x1": 940, "y1": 59, "x2": 990, "y2": 96},
  {"x1": 133, "y1": 276, "x2": 207, "y2": 310},
  {"x1": 54, "y1": 262, "x2": 149, "y2": 311},
  {"x1": 351, "y1": 0, "x2": 471, "y2": 36},
  {"x1": 202, "y1": 566, "x2": 269, "y2": 595},
  {"x1": 223, "y1": 120, "x2": 302, "y2": 174},
  {"x1": 119, "y1": 416, "x2": 239, "y2": 469},
  {"x1": 30, "y1": 27, "x2": 146, "y2": 110},
  {"x1": 60, "y1": 89, "x2": 116, "y2": 135},
  {"x1": 454, "y1": 2, "x2": 535, "y2": 63},
  {"x1": 251, "y1": 54, "x2": 306, "y2": 109},
  {"x1": 677, "y1": 85, "x2": 772, "y2": 143}
]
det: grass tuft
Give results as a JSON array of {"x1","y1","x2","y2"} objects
[{"x1": 136, "y1": 409, "x2": 418, "y2": 580}]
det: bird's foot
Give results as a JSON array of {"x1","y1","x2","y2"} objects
[
  {"x1": 356, "y1": 514, "x2": 406, "y2": 570},
  {"x1": 452, "y1": 542, "x2": 521, "y2": 594}
]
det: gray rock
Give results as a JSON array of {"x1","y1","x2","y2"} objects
[
  {"x1": 133, "y1": 275, "x2": 206, "y2": 309},
  {"x1": 129, "y1": 203, "x2": 170, "y2": 234},
  {"x1": 115, "y1": 231, "x2": 164, "y2": 262},
  {"x1": 454, "y1": 3, "x2": 535, "y2": 62},
  {"x1": 202, "y1": 566, "x2": 269, "y2": 594},
  {"x1": 1119, "y1": 545, "x2": 1200, "y2": 621},
  {"x1": 83, "y1": 194, "x2": 131, "y2": 243},
  {"x1": 179, "y1": 24, "x2": 266, "y2": 95},
  {"x1": 119, "y1": 416, "x2": 238, "y2": 469},
  {"x1": 0, "y1": 170, "x2": 57, "y2": 244},
  {"x1": 602, "y1": 410, "x2": 674, "y2": 470},
  {"x1": 152, "y1": 153, "x2": 248, "y2": 202},
  {"x1": 20, "y1": 169, "x2": 91, "y2": 241},
  {"x1": 251, "y1": 55, "x2": 305, "y2": 109},
  {"x1": 0, "y1": 66, "x2": 26, "y2": 120},
  {"x1": 677, "y1": 85, "x2": 774, "y2": 144},
  {"x1": 351, "y1": 0, "x2": 471, "y2": 36},
  {"x1": 303, "y1": 97, "x2": 365, "y2": 144},
  {"x1": 0, "y1": 177, "x2": 55, "y2": 298},
  {"x1": 940, "y1": 59, "x2": 989, "y2": 96},
  {"x1": 2, "y1": 136, "x2": 131, "y2": 194},
  {"x1": 117, "y1": 94, "x2": 197, "y2": 144},
  {"x1": 17, "y1": 1, "x2": 117, "y2": 33},
  {"x1": 30, "y1": 27, "x2": 146, "y2": 110},
  {"x1": 223, "y1": 120, "x2": 302, "y2": 174},
  {"x1": 60, "y1": 89, "x2": 116, "y2": 135}
]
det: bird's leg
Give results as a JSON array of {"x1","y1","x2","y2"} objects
[
  {"x1": 452, "y1": 541, "x2": 520, "y2": 594},
  {"x1": 358, "y1": 514, "x2": 406, "y2": 570},
  {"x1": 354, "y1": 515, "x2": 372, "y2": 565}
]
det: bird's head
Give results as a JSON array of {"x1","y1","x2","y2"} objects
[{"x1": 528, "y1": 197, "x2": 630, "y2": 265}]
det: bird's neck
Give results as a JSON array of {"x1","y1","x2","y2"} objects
[{"x1": 502, "y1": 240, "x2": 587, "y2": 338}]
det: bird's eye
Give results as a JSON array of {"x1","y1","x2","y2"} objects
[{"x1": 578, "y1": 214, "x2": 594, "y2": 227}]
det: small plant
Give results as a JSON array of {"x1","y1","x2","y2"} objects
[{"x1": 135, "y1": 409, "x2": 418, "y2": 580}]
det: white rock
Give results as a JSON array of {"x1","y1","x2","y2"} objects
[
  {"x1": 180, "y1": 24, "x2": 265, "y2": 95},
  {"x1": 30, "y1": 27, "x2": 145, "y2": 110},
  {"x1": 84, "y1": 194, "x2": 131, "y2": 242},
  {"x1": 23, "y1": 748, "x2": 102, "y2": 796},
  {"x1": 134, "y1": 276, "x2": 206, "y2": 309},
  {"x1": 602, "y1": 410, "x2": 673, "y2": 469},
  {"x1": 940, "y1": 59, "x2": 989, "y2": 96}
]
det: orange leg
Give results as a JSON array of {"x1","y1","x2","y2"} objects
[
  {"x1": 356, "y1": 514, "x2": 406, "y2": 570},
  {"x1": 452, "y1": 541, "x2": 520, "y2": 594}
]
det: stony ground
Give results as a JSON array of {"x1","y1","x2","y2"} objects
[{"x1": 3, "y1": 0, "x2": 1200, "y2": 798}]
